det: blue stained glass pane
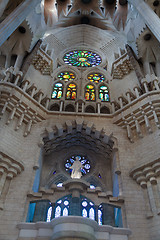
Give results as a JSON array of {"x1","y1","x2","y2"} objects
[
  {"x1": 98, "y1": 209, "x2": 102, "y2": 225},
  {"x1": 64, "y1": 200, "x2": 69, "y2": 206},
  {"x1": 46, "y1": 207, "x2": 52, "y2": 222},
  {"x1": 81, "y1": 159, "x2": 87, "y2": 164},
  {"x1": 82, "y1": 208, "x2": 87, "y2": 218},
  {"x1": 55, "y1": 206, "x2": 61, "y2": 218},
  {"x1": 89, "y1": 208, "x2": 95, "y2": 220},
  {"x1": 82, "y1": 201, "x2": 88, "y2": 207},
  {"x1": 63, "y1": 208, "x2": 68, "y2": 216},
  {"x1": 65, "y1": 163, "x2": 71, "y2": 168},
  {"x1": 84, "y1": 164, "x2": 90, "y2": 169}
]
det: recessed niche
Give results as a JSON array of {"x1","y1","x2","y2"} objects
[
  {"x1": 153, "y1": 0, "x2": 159, "y2": 6},
  {"x1": 81, "y1": 0, "x2": 92, "y2": 4},
  {"x1": 18, "y1": 26, "x2": 26, "y2": 34},
  {"x1": 144, "y1": 33, "x2": 152, "y2": 41},
  {"x1": 81, "y1": 16, "x2": 90, "y2": 24}
]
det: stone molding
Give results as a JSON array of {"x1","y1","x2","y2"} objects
[{"x1": 0, "y1": 151, "x2": 24, "y2": 180}]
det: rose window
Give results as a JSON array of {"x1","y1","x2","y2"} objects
[
  {"x1": 65, "y1": 155, "x2": 91, "y2": 176},
  {"x1": 63, "y1": 50, "x2": 102, "y2": 67}
]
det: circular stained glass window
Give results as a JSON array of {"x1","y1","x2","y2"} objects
[
  {"x1": 87, "y1": 73, "x2": 105, "y2": 83},
  {"x1": 65, "y1": 155, "x2": 91, "y2": 175},
  {"x1": 63, "y1": 50, "x2": 102, "y2": 67},
  {"x1": 58, "y1": 72, "x2": 76, "y2": 82}
]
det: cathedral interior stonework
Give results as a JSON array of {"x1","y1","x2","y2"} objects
[{"x1": 0, "y1": 0, "x2": 160, "y2": 240}]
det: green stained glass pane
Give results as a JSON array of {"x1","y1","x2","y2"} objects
[
  {"x1": 63, "y1": 50, "x2": 102, "y2": 67},
  {"x1": 52, "y1": 82, "x2": 63, "y2": 99}
]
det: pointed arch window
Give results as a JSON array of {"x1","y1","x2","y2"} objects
[
  {"x1": 99, "y1": 85, "x2": 109, "y2": 101},
  {"x1": 66, "y1": 83, "x2": 77, "y2": 100},
  {"x1": 85, "y1": 84, "x2": 95, "y2": 101},
  {"x1": 52, "y1": 83, "x2": 63, "y2": 99},
  {"x1": 81, "y1": 198, "x2": 95, "y2": 220}
]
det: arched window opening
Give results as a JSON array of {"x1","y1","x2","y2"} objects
[
  {"x1": 65, "y1": 104, "x2": 75, "y2": 112},
  {"x1": 85, "y1": 85, "x2": 95, "y2": 101},
  {"x1": 85, "y1": 105, "x2": 95, "y2": 113},
  {"x1": 54, "y1": 196, "x2": 70, "y2": 219},
  {"x1": 81, "y1": 197, "x2": 95, "y2": 221},
  {"x1": 99, "y1": 85, "x2": 109, "y2": 102},
  {"x1": 46, "y1": 206, "x2": 52, "y2": 222},
  {"x1": 52, "y1": 83, "x2": 63, "y2": 99},
  {"x1": 66, "y1": 83, "x2": 77, "y2": 100},
  {"x1": 50, "y1": 104, "x2": 60, "y2": 111},
  {"x1": 100, "y1": 106, "x2": 110, "y2": 114}
]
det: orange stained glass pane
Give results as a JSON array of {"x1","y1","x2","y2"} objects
[
  {"x1": 85, "y1": 92, "x2": 90, "y2": 100},
  {"x1": 72, "y1": 92, "x2": 76, "y2": 99}
]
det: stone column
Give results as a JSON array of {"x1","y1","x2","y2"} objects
[
  {"x1": 142, "y1": 80, "x2": 149, "y2": 93},
  {"x1": 126, "y1": 91, "x2": 131, "y2": 104},
  {"x1": 153, "y1": 79, "x2": 160, "y2": 90},
  {"x1": 111, "y1": 101, "x2": 115, "y2": 113},
  {"x1": 118, "y1": 97, "x2": 123, "y2": 108},
  {"x1": 0, "y1": 0, "x2": 41, "y2": 47},
  {"x1": 128, "y1": 0, "x2": 160, "y2": 43},
  {"x1": 22, "y1": 80, "x2": 30, "y2": 92},
  {"x1": 14, "y1": 72, "x2": 23, "y2": 85},
  {"x1": 133, "y1": 86, "x2": 140, "y2": 98},
  {"x1": 45, "y1": 98, "x2": 50, "y2": 109},
  {"x1": 60, "y1": 100, "x2": 64, "y2": 112}
]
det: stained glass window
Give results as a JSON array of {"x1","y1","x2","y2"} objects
[
  {"x1": 55, "y1": 206, "x2": 61, "y2": 218},
  {"x1": 99, "y1": 85, "x2": 109, "y2": 101},
  {"x1": 89, "y1": 208, "x2": 95, "y2": 220},
  {"x1": 82, "y1": 209, "x2": 88, "y2": 218},
  {"x1": 66, "y1": 83, "x2": 77, "y2": 100},
  {"x1": 51, "y1": 83, "x2": 63, "y2": 99},
  {"x1": 46, "y1": 206, "x2": 52, "y2": 222},
  {"x1": 87, "y1": 73, "x2": 105, "y2": 83},
  {"x1": 85, "y1": 85, "x2": 95, "y2": 101},
  {"x1": 98, "y1": 209, "x2": 102, "y2": 225},
  {"x1": 54, "y1": 196, "x2": 70, "y2": 219},
  {"x1": 57, "y1": 72, "x2": 76, "y2": 82},
  {"x1": 65, "y1": 155, "x2": 91, "y2": 176},
  {"x1": 63, "y1": 50, "x2": 102, "y2": 67},
  {"x1": 63, "y1": 207, "x2": 68, "y2": 216},
  {"x1": 81, "y1": 198, "x2": 95, "y2": 221}
]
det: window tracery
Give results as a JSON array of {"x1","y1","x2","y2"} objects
[
  {"x1": 87, "y1": 73, "x2": 105, "y2": 83},
  {"x1": 63, "y1": 50, "x2": 102, "y2": 67},
  {"x1": 65, "y1": 155, "x2": 91, "y2": 176},
  {"x1": 57, "y1": 71, "x2": 76, "y2": 82},
  {"x1": 85, "y1": 84, "x2": 96, "y2": 101},
  {"x1": 66, "y1": 83, "x2": 77, "y2": 100},
  {"x1": 99, "y1": 85, "x2": 109, "y2": 101},
  {"x1": 51, "y1": 82, "x2": 63, "y2": 99}
]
